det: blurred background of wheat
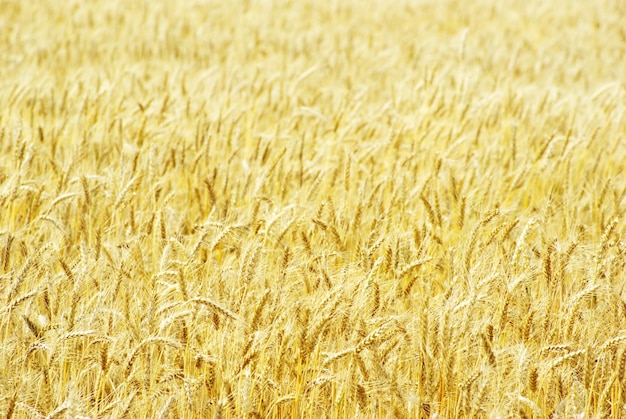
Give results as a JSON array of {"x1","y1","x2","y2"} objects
[{"x1": 1, "y1": 0, "x2": 626, "y2": 417}]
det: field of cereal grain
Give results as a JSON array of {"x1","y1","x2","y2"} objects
[{"x1": 1, "y1": 0, "x2": 626, "y2": 417}]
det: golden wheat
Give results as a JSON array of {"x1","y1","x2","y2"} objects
[{"x1": 1, "y1": 0, "x2": 626, "y2": 417}]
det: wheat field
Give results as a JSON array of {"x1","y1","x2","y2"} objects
[{"x1": 1, "y1": 0, "x2": 626, "y2": 417}]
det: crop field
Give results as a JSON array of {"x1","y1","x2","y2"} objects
[{"x1": 1, "y1": 0, "x2": 626, "y2": 417}]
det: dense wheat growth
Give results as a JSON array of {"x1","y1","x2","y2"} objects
[{"x1": 1, "y1": 0, "x2": 626, "y2": 417}]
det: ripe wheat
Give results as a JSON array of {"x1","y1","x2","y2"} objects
[{"x1": 1, "y1": 0, "x2": 626, "y2": 417}]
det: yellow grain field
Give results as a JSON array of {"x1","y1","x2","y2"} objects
[{"x1": 1, "y1": 0, "x2": 626, "y2": 417}]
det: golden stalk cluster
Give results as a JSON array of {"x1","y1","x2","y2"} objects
[{"x1": 1, "y1": 0, "x2": 626, "y2": 417}]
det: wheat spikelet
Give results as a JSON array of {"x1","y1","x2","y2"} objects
[
  {"x1": 159, "y1": 211, "x2": 167, "y2": 243},
  {"x1": 23, "y1": 314, "x2": 43, "y2": 338},
  {"x1": 323, "y1": 348, "x2": 353, "y2": 366},
  {"x1": 327, "y1": 225, "x2": 345, "y2": 250},
  {"x1": 250, "y1": 289, "x2": 271, "y2": 331},
  {"x1": 59, "y1": 258, "x2": 75, "y2": 284},
  {"x1": 3, "y1": 233, "x2": 14, "y2": 272},
  {"x1": 238, "y1": 349, "x2": 259, "y2": 374},
  {"x1": 600, "y1": 334, "x2": 626, "y2": 352},
  {"x1": 300, "y1": 230, "x2": 312, "y2": 256},
  {"x1": 497, "y1": 293, "x2": 511, "y2": 334},
  {"x1": 512, "y1": 218, "x2": 537, "y2": 271},
  {"x1": 144, "y1": 212, "x2": 155, "y2": 236},
  {"x1": 99, "y1": 340, "x2": 110, "y2": 374},
  {"x1": 45, "y1": 192, "x2": 79, "y2": 215},
  {"x1": 79, "y1": 175, "x2": 91, "y2": 207},
  {"x1": 548, "y1": 348, "x2": 585, "y2": 370},
  {"x1": 354, "y1": 321, "x2": 395, "y2": 354},
  {"x1": 369, "y1": 281, "x2": 380, "y2": 316},
  {"x1": 569, "y1": 284, "x2": 599, "y2": 314},
  {"x1": 6, "y1": 256, "x2": 35, "y2": 302},
  {"x1": 481, "y1": 208, "x2": 500, "y2": 226},
  {"x1": 158, "y1": 310, "x2": 192, "y2": 334},
  {"x1": 355, "y1": 383, "x2": 368, "y2": 411},
  {"x1": 540, "y1": 344, "x2": 571, "y2": 354},
  {"x1": 45, "y1": 400, "x2": 72, "y2": 419},
  {"x1": 521, "y1": 310, "x2": 534, "y2": 342},
  {"x1": 430, "y1": 192, "x2": 443, "y2": 230},
  {"x1": 3, "y1": 290, "x2": 38, "y2": 314},
  {"x1": 497, "y1": 213, "x2": 522, "y2": 243},
  {"x1": 517, "y1": 395, "x2": 542, "y2": 417},
  {"x1": 365, "y1": 256, "x2": 384, "y2": 287},
  {"x1": 241, "y1": 244, "x2": 260, "y2": 282},
  {"x1": 190, "y1": 296, "x2": 242, "y2": 324},
  {"x1": 275, "y1": 218, "x2": 295, "y2": 245},
  {"x1": 543, "y1": 239, "x2": 556, "y2": 286},
  {"x1": 397, "y1": 257, "x2": 432, "y2": 278},
  {"x1": 155, "y1": 395, "x2": 175, "y2": 419},
  {"x1": 305, "y1": 375, "x2": 334, "y2": 393},
  {"x1": 39, "y1": 215, "x2": 68, "y2": 238},
  {"x1": 354, "y1": 352, "x2": 370, "y2": 382},
  {"x1": 420, "y1": 194, "x2": 437, "y2": 227},
  {"x1": 5, "y1": 392, "x2": 17, "y2": 419},
  {"x1": 481, "y1": 333, "x2": 496, "y2": 366},
  {"x1": 457, "y1": 196, "x2": 466, "y2": 230},
  {"x1": 367, "y1": 236, "x2": 385, "y2": 265},
  {"x1": 484, "y1": 220, "x2": 505, "y2": 247},
  {"x1": 594, "y1": 216, "x2": 618, "y2": 273},
  {"x1": 617, "y1": 348, "x2": 626, "y2": 383},
  {"x1": 464, "y1": 225, "x2": 480, "y2": 272},
  {"x1": 528, "y1": 367, "x2": 538, "y2": 393},
  {"x1": 112, "y1": 176, "x2": 138, "y2": 209},
  {"x1": 173, "y1": 269, "x2": 189, "y2": 301}
]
